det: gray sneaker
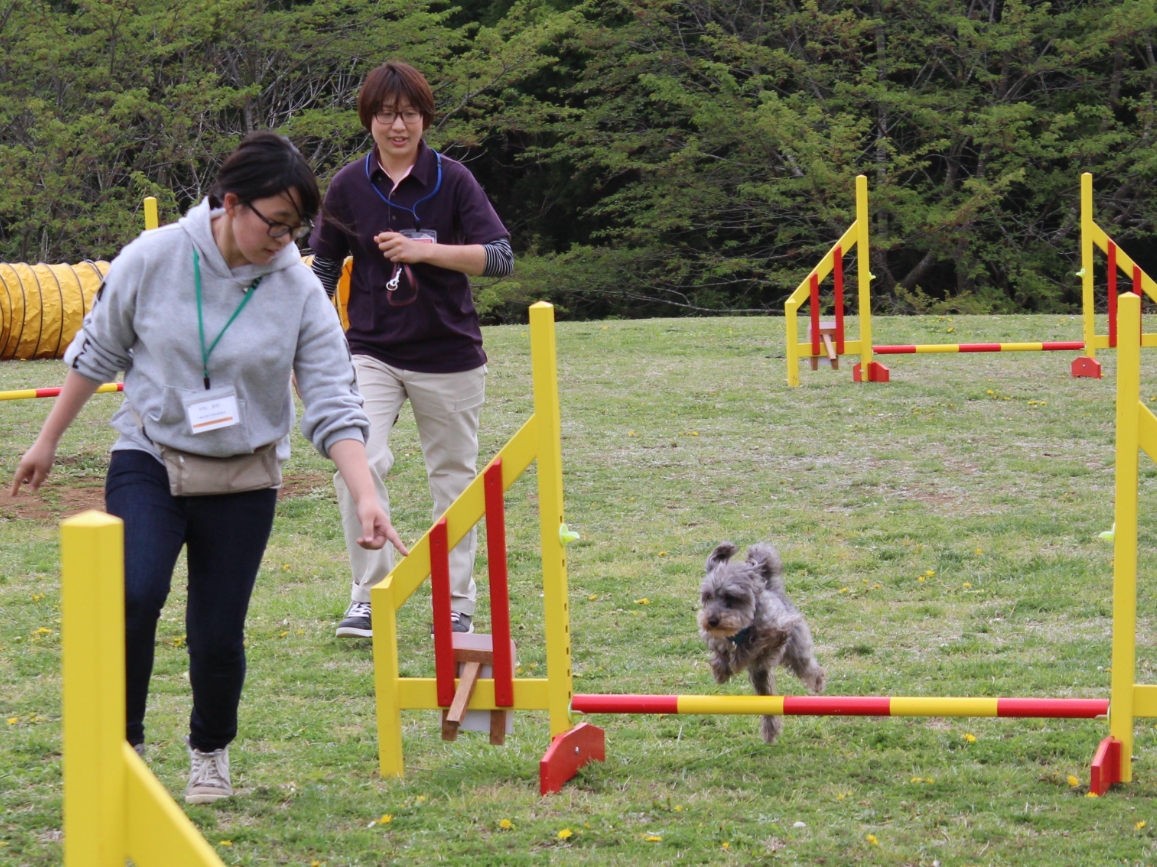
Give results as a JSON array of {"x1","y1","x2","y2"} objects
[
  {"x1": 186, "y1": 738, "x2": 232, "y2": 805},
  {"x1": 132, "y1": 742, "x2": 146, "y2": 759},
  {"x1": 451, "y1": 612, "x2": 473, "y2": 633},
  {"x1": 336, "y1": 600, "x2": 372, "y2": 638},
  {"x1": 429, "y1": 611, "x2": 474, "y2": 635}
]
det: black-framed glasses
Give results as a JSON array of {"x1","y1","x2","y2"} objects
[
  {"x1": 246, "y1": 201, "x2": 313, "y2": 241},
  {"x1": 374, "y1": 108, "x2": 422, "y2": 125}
]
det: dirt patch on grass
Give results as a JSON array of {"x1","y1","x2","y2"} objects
[{"x1": 0, "y1": 471, "x2": 332, "y2": 521}]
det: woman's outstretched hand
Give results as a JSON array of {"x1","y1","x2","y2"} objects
[
  {"x1": 356, "y1": 498, "x2": 409, "y2": 554},
  {"x1": 10, "y1": 440, "x2": 57, "y2": 496}
]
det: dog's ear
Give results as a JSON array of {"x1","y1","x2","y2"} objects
[{"x1": 707, "y1": 542, "x2": 738, "y2": 571}]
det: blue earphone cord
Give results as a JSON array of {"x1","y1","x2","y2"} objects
[{"x1": 364, "y1": 149, "x2": 443, "y2": 229}]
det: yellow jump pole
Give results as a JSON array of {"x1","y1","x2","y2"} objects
[
  {"x1": 856, "y1": 175, "x2": 874, "y2": 377},
  {"x1": 1081, "y1": 174, "x2": 1095, "y2": 363},
  {"x1": 1110, "y1": 292, "x2": 1142, "y2": 782},
  {"x1": 529, "y1": 302, "x2": 574, "y2": 737},
  {"x1": 143, "y1": 197, "x2": 159, "y2": 231},
  {"x1": 62, "y1": 512, "x2": 126, "y2": 867}
]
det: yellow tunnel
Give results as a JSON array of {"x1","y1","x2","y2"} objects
[{"x1": 0, "y1": 256, "x2": 350, "y2": 361}]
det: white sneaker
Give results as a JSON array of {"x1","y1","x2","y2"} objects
[
  {"x1": 336, "y1": 600, "x2": 373, "y2": 637},
  {"x1": 186, "y1": 738, "x2": 232, "y2": 805}
]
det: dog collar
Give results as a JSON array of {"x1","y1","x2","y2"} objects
[{"x1": 726, "y1": 626, "x2": 751, "y2": 646}]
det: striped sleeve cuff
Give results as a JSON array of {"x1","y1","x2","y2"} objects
[
  {"x1": 311, "y1": 255, "x2": 344, "y2": 298},
  {"x1": 482, "y1": 238, "x2": 514, "y2": 278}
]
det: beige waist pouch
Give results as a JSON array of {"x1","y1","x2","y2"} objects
[{"x1": 159, "y1": 442, "x2": 282, "y2": 497}]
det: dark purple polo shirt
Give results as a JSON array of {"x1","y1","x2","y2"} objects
[{"x1": 309, "y1": 141, "x2": 509, "y2": 373}]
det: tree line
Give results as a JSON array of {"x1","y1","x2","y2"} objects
[{"x1": 2, "y1": 0, "x2": 1155, "y2": 321}]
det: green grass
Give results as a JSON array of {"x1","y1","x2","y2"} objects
[{"x1": 5, "y1": 312, "x2": 1157, "y2": 865}]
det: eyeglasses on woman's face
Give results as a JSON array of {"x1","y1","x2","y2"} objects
[
  {"x1": 374, "y1": 107, "x2": 422, "y2": 125},
  {"x1": 246, "y1": 201, "x2": 313, "y2": 241}
]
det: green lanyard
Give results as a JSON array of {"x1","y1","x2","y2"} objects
[{"x1": 193, "y1": 248, "x2": 262, "y2": 390}]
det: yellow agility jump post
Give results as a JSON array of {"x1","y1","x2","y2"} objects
[
  {"x1": 1073, "y1": 173, "x2": 1157, "y2": 379},
  {"x1": 372, "y1": 302, "x2": 604, "y2": 794},
  {"x1": 1089, "y1": 291, "x2": 1157, "y2": 793},
  {"x1": 61, "y1": 511, "x2": 225, "y2": 867},
  {"x1": 784, "y1": 175, "x2": 883, "y2": 387}
]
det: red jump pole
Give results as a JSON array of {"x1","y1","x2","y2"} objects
[
  {"x1": 484, "y1": 460, "x2": 514, "y2": 708},
  {"x1": 1109, "y1": 241, "x2": 1118, "y2": 348},
  {"x1": 430, "y1": 518, "x2": 455, "y2": 708},
  {"x1": 809, "y1": 272, "x2": 821, "y2": 358},
  {"x1": 833, "y1": 246, "x2": 845, "y2": 355}
]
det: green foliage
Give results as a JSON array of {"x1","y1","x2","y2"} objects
[{"x1": 3, "y1": 0, "x2": 1157, "y2": 316}]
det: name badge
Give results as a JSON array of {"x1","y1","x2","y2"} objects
[
  {"x1": 184, "y1": 387, "x2": 241, "y2": 434},
  {"x1": 401, "y1": 228, "x2": 437, "y2": 243}
]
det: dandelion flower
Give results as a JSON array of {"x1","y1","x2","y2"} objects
[
  {"x1": 312, "y1": 861, "x2": 322, "y2": 866},
  {"x1": 975, "y1": 548, "x2": 983, "y2": 555},
  {"x1": 635, "y1": 598, "x2": 650, "y2": 605},
  {"x1": 415, "y1": 795, "x2": 427, "y2": 803},
  {"x1": 911, "y1": 776, "x2": 921, "y2": 783},
  {"x1": 925, "y1": 570, "x2": 935, "y2": 577},
  {"x1": 963, "y1": 733, "x2": 977, "y2": 743},
  {"x1": 6, "y1": 718, "x2": 18, "y2": 725},
  {"x1": 987, "y1": 389, "x2": 995, "y2": 396},
  {"x1": 1087, "y1": 791, "x2": 1099, "y2": 798},
  {"x1": 499, "y1": 819, "x2": 513, "y2": 830},
  {"x1": 721, "y1": 841, "x2": 730, "y2": 850},
  {"x1": 674, "y1": 805, "x2": 683, "y2": 812},
  {"x1": 659, "y1": 552, "x2": 667, "y2": 557},
  {"x1": 839, "y1": 587, "x2": 849, "y2": 594},
  {"x1": 558, "y1": 828, "x2": 573, "y2": 840},
  {"x1": 34, "y1": 627, "x2": 51, "y2": 635},
  {"x1": 917, "y1": 576, "x2": 926, "y2": 583},
  {"x1": 1137, "y1": 821, "x2": 1147, "y2": 830},
  {"x1": 219, "y1": 841, "x2": 233, "y2": 847},
  {"x1": 379, "y1": 814, "x2": 393, "y2": 824},
  {"x1": 866, "y1": 834, "x2": 879, "y2": 846},
  {"x1": 963, "y1": 582, "x2": 972, "y2": 589},
  {"x1": 1067, "y1": 775, "x2": 1080, "y2": 787},
  {"x1": 628, "y1": 430, "x2": 636, "y2": 437},
  {"x1": 644, "y1": 835, "x2": 662, "y2": 842}
]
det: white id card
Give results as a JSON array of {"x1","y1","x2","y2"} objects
[
  {"x1": 184, "y1": 387, "x2": 241, "y2": 434},
  {"x1": 400, "y1": 228, "x2": 437, "y2": 243}
]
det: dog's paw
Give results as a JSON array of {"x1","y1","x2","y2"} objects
[
  {"x1": 760, "y1": 714, "x2": 782, "y2": 744},
  {"x1": 709, "y1": 656, "x2": 732, "y2": 685},
  {"x1": 809, "y1": 667, "x2": 827, "y2": 695}
]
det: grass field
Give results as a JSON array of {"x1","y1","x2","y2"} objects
[{"x1": 4, "y1": 312, "x2": 1157, "y2": 866}]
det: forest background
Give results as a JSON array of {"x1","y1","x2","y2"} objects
[{"x1": 1, "y1": 0, "x2": 1156, "y2": 322}]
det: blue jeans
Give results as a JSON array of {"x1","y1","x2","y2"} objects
[{"x1": 104, "y1": 449, "x2": 278, "y2": 751}]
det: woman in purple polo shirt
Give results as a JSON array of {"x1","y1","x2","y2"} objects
[{"x1": 310, "y1": 60, "x2": 513, "y2": 638}]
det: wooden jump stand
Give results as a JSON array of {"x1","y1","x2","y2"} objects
[{"x1": 372, "y1": 302, "x2": 605, "y2": 794}]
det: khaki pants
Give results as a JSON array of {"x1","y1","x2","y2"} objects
[{"x1": 335, "y1": 355, "x2": 484, "y2": 613}]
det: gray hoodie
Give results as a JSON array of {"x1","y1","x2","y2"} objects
[{"x1": 64, "y1": 198, "x2": 368, "y2": 462}]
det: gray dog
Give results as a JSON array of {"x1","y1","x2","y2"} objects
[{"x1": 697, "y1": 541, "x2": 826, "y2": 743}]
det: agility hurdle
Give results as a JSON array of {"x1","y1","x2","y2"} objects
[
  {"x1": 784, "y1": 174, "x2": 1156, "y2": 385},
  {"x1": 0, "y1": 382, "x2": 122, "y2": 401},
  {"x1": 1085, "y1": 290, "x2": 1157, "y2": 793},
  {"x1": 1070, "y1": 173, "x2": 1157, "y2": 379},
  {"x1": 783, "y1": 176, "x2": 885, "y2": 387},
  {"x1": 371, "y1": 301, "x2": 605, "y2": 794},
  {"x1": 60, "y1": 511, "x2": 225, "y2": 867}
]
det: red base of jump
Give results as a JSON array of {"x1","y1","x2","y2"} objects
[
  {"x1": 1090, "y1": 736, "x2": 1122, "y2": 795},
  {"x1": 540, "y1": 723, "x2": 605, "y2": 795},
  {"x1": 1071, "y1": 356, "x2": 1103, "y2": 379},
  {"x1": 853, "y1": 361, "x2": 890, "y2": 383}
]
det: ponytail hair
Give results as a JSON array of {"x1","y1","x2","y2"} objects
[{"x1": 208, "y1": 132, "x2": 321, "y2": 221}]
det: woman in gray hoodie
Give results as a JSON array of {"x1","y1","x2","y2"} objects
[{"x1": 10, "y1": 132, "x2": 406, "y2": 805}]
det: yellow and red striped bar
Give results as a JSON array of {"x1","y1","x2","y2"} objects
[
  {"x1": 0, "y1": 382, "x2": 122, "y2": 401},
  {"x1": 571, "y1": 694, "x2": 1109, "y2": 719},
  {"x1": 873, "y1": 341, "x2": 1085, "y2": 355}
]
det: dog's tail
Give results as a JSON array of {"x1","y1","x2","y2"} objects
[{"x1": 746, "y1": 543, "x2": 784, "y2": 593}]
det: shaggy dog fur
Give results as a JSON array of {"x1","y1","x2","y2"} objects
[{"x1": 697, "y1": 541, "x2": 826, "y2": 743}]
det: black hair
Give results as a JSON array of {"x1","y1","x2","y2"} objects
[{"x1": 208, "y1": 132, "x2": 320, "y2": 221}]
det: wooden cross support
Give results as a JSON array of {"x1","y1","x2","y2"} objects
[
  {"x1": 440, "y1": 633, "x2": 515, "y2": 745},
  {"x1": 808, "y1": 319, "x2": 840, "y2": 370}
]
